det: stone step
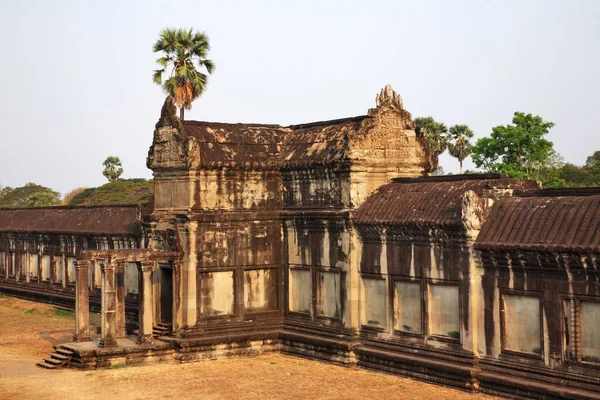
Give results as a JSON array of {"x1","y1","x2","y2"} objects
[
  {"x1": 132, "y1": 326, "x2": 171, "y2": 338},
  {"x1": 36, "y1": 361, "x2": 57, "y2": 369},
  {"x1": 44, "y1": 357, "x2": 64, "y2": 365},
  {"x1": 56, "y1": 348, "x2": 74, "y2": 356},
  {"x1": 50, "y1": 353, "x2": 70, "y2": 361},
  {"x1": 152, "y1": 325, "x2": 171, "y2": 337}
]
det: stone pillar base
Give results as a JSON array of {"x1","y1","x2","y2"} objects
[
  {"x1": 137, "y1": 334, "x2": 154, "y2": 345},
  {"x1": 72, "y1": 333, "x2": 90, "y2": 342},
  {"x1": 99, "y1": 337, "x2": 118, "y2": 348}
]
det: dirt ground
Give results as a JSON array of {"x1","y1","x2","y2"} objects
[{"x1": 0, "y1": 295, "x2": 496, "y2": 400}]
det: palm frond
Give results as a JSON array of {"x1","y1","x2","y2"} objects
[
  {"x1": 152, "y1": 69, "x2": 164, "y2": 85},
  {"x1": 201, "y1": 59, "x2": 215, "y2": 74},
  {"x1": 163, "y1": 77, "x2": 179, "y2": 98},
  {"x1": 156, "y1": 56, "x2": 171, "y2": 68}
]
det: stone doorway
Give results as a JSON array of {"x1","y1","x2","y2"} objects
[{"x1": 159, "y1": 266, "x2": 173, "y2": 324}]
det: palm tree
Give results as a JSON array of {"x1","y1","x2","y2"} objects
[
  {"x1": 448, "y1": 124, "x2": 474, "y2": 174},
  {"x1": 415, "y1": 117, "x2": 449, "y2": 155},
  {"x1": 152, "y1": 28, "x2": 215, "y2": 121},
  {"x1": 102, "y1": 156, "x2": 123, "y2": 182}
]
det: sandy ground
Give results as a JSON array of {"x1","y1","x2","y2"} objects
[{"x1": 0, "y1": 295, "x2": 496, "y2": 400}]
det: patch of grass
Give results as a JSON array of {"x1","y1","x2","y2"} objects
[
  {"x1": 24, "y1": 308, "x2": 36, "y2": 314},
  {"x1": 107, "y1": 364, "x2": 130, "y2": 370},
  {"x1": 52, "y1": 309, "x2": 74, "y2": 318},
  {"x1": 0, "y1": 293, "x2": 6, "y2": 298},
  {"x1": 68, "y1": 179, "x2": 153, "y2": 206}
]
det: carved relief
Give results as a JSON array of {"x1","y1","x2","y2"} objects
[
  {"x1": 183, "y1": 136, "x2": 201, "y2": 168},
  {"x1": 152, "y1": 126, "x2": 185, "y2": 168},
  {"x1": 350, "y1": 84, "x2": 430, "y2": 171},
  {"x1": 461, "y1": 190, "x2": 485, "y2": 240}
]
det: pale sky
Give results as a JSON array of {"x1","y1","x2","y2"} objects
[{"x1": 1, "y1": 0, "x2": 598, "y2": 195}]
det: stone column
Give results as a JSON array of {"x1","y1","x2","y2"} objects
[
  {"x1": 26, "y1": 253, "x2": 32, "y2": 283},
  {"x1": 15, "y1": 252, "x2": 21, "y2": 282},
  {"x1": 4, "y1": 251, "x2": 9, "y2": 282},
  {"x1": 50, "y1": 255, "x2": 57, "y2": 284},
  {"x1": 137, "y1": 261, "x2": 155, "y2": 344},
  {"x1": 37, "y1": 249, "x2": 42, "y2": 283},
  {"x1": 73, "y1": 260, "x2": 91, "y2": 342},
  {"x1": 62, "y1": 250, "x2": 68, "y2": 288},
  {"x1": 171, "y1": 259, "x2": 183, "y2": 333},
  {"x1": 115, "y1": 260, "x2": 126, "y2": 338},
  {"x1": 99, "y1": 261, "x2": 118, "y2": 348},
  {"x1": 182, "y1": 221, "x2": 198, "y2": 328}
]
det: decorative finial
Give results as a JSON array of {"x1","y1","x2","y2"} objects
[
  {"x1": 155, "y1": 95, "x2": 182, "y2": 130},
  {"x1": 375, "y1": 84, "x2": 403, "y2": 109}
]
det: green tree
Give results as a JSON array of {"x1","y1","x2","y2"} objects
[
  {"x1": 431, "y1": 166, "x2": 445, "y2": 176},
  {"x1": 471, "y1": 112, "x2": 555, "y2": 181},
  {"x1": 153, "y1": 28, "x2": 215, "y2": 120},
  {"x1": 102, "y1": 156, "x2": 123, "y2": 182},
  {"x1": 415, "y1": 117, "x2": 449, "y2": 155},
  {"x1": 559, "y1": 163, "x2": 593, "y2": 187},
  {"x1": 556, "y1": 150, "x2": 600, "y2": 187},
  {"x1": 585, "y1": 150, "x2": 600, "y2": 177},
  {"x1": 415, "y1": 117, "x2": 449, "y2": 172},
  {"x1": 0, "y1": 185, "x2": 13, "y2": 197},
  {"x1": 0, "y1": 183, "x2": 59, "y2": 208},
  {"x1": 27, "y1": 192, "x2": 59, "y2": 207},
  {"x1": 447, "y1": 124, "x2": 474, "y2": 174},
  {"x1": 536, "y1": 151, "x2": 566, "y2": 188}
]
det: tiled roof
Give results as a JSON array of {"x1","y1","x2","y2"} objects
[
  {"x1": 0, "y1": 206, "x2": 142, "y2": 235},
  {"x1": 476, "y1": 192, "x2": 600, "y2": 253},
  {"x1": 181, "y1": 116, "x2": 367, "y2": 169},
  {"x1": 354, "y1": 175, "x2": 537, "y2": 228}
]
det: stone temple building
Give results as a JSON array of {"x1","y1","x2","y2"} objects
[
  {"x1": 0, "y1": 206, "x2": 143, "y2": 313},
  {"x1": 1, "y1": 86, "x2": 599, "y2": 399}
]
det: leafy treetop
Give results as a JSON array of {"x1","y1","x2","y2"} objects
[
  {"x1": 153, "y1": 28, "x2": 215, "y2": 120},
  {"x1": 0, "y1": 182, "x2": 60, "y2": 208},
  {"x1": 415, "y1": 117, "x2": 449, "y2": 155},
  {"x1": 102, "y1": 156, "x2": 123, "y2": 182},
  {"x1": 447, "y1": 124, "x2": 474, "y2": 174},
  {"x1": 471, "y1": 112, "x2": 555, "y2": 180}
]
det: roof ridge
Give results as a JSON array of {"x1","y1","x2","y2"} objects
[
  {"x1": 0, "y1": 204, "x2": 140, "y2": 211},
  {"x1": 287, "y1": 115, "x2": 369, "y2": 129},
  {"x1": 392, "y1": 173, "x2": 504, "y2": 183},
  {"x1": 181, "y1": 115, "x2": 369, "y2": 130},
  {"x1": 515, "y1": 187, "x2": 600, "y2": 197},
  {"x1": 182, "y1": 120, "x2": 285, "y2": 128}
]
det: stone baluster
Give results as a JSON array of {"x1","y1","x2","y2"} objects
[
  {"x1": 73, "y1": 260, "x2": 91, "y2": 342},
  {"x1": 99, "y1": 261, "x2": 118, "y2": 348},
  {"x1": 137, "y1": 261, "x2": 155, "y2": 344}
]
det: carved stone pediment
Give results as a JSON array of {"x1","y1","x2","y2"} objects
[
  {"x1": 349, "y1": 85, "x2": 432, "y2": 171},
  {"x1": 148, "y1": 126, "x2": 186, "y2": 169}
]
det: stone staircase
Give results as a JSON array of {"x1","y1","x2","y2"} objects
[
  {"x1": 36, "y1": 346, "x2": 74, "y2": 369},
  {"x1": 152, "y1": 323, "x2": 171, "y2": 338},
  {"x1": 132, "y1": 323, "x2": 172, "y2": 339}
]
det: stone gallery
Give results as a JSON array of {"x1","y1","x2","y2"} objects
[{"x1": 1, "y1": 86, "x2": 599, "y2": 399}]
